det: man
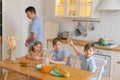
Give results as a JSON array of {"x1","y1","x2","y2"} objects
[{"x1": 25, "y1": 6, "x2": 43, "y2": 47}]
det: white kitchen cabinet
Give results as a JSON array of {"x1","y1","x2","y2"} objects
[
  {"x1": 110, "y1": 52, "x2": 120, "y2": 80},
  {"x1": 55, "y1": 0, "x2": 100, "y2": 17}
]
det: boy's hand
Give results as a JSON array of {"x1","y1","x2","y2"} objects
[
  {"x1": 67, "y1": 38, "x2": 74, "y2": 46},
  {"x1": 49, "y1": 59, "x2": 54, "y2": 64}
]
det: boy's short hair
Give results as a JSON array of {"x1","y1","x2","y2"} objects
[
  {"x1": 52, "y1": 38, "x2": 62, "y2": 46},
  {"x1": 25, "y1": 6, "x2": 36, "y2": 14},
  {"x1": 84, "y1": 42, "x2": 95, "y2": 51}
]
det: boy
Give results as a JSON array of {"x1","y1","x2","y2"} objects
[
  {"x1": 49, "y1": 38, "x2": 71, "y2": 66},
  {"x1": 69, "y1": 39, "x2": 97, "y2": 72}
]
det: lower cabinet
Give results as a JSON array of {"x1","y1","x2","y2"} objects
[
  {"x1": 110, "y1": 52, "x2": 120, "y2": 80},
  {"x1": 111, "y1": 60, "x2": 120, "y2": 80}
]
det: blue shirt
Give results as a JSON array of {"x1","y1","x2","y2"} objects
[
  {"x1": 52, "y1": 48, "x2": 71, "y2": 66},
  {"x1": 30, "y1": 16, "x2": 44, "y2": 45},
  {"x1": 80, "y1": 54, "x2": 97, "y2": 80},
  {"x1": 80, "y1": 54, "x2": 97, "y2": 72}
]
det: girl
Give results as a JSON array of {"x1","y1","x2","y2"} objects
[{"x1": 26, "y1": 41, "x2": 45, "y2": 60}]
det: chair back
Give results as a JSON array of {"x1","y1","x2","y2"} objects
[
  {"x1": 44, "y1": 48, "x2": 53, "y2": 57},
  {"x1": 70, "y1": 53, "x2": 78, "y2": 67},
  {"x1": 95, "y1": 58, "x2": 107, "y2": 80}
]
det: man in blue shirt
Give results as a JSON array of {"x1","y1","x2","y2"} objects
[{"x1": 25, "y1": 6, "x2": 43, "y2": 47}]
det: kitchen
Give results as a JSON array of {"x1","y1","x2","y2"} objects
[{"x1": 0, "y1": 0, "x2": 120, "y2": 80}]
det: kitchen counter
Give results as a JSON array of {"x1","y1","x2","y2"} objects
[{"x1": 47, "y1": 39, "x2": 120, "y2": 52}]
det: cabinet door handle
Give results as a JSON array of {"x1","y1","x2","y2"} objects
[{"x1": 117, "y1": 61, "x2": 120, "y2": 64}]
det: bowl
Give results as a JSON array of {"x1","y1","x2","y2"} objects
[{"x1": 36, "y1": 64, "x2": 42, "y2": 70}]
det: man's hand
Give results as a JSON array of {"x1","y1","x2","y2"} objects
[
  {"x1": 25, "y1": 40, "x2": 29, "y2": 47},
  {"x1": 25, "y1": 32, "x2": 36, "y2": 47}
]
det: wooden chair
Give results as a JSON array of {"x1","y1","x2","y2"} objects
[
  {"x1": 43, "y1": 48, "x2": 53, "y2": 57},
  {"x1": 95, "y1": 58, "x2": 107, "y2": 80}
]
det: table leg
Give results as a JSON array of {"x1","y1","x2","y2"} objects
[
  {"x1": 27, "y1": 77, "x2": 30, "y2": 80},
  {"x1": 4, "y1": 70, "x2": 8, "y2": 80}
]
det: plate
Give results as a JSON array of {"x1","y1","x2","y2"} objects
[
  {"x1": 50, "y1": 70, "x2": 64, "y2": 77},
  {"x1": 36, "y1": 64, "x2": 42, "y2": 70}
]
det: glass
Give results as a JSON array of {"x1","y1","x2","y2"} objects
[
  {"x1": 80, "y1": 6, "x2": 86, "y2": 16},
  {"x1": 86, "y1": 6, "x2": 91, "y2": 16},
  {"x1": 68, "y1": 0, "x2": 77, "y2": 16},
  {"x1": 55, "y1": 0, "x2": 64, "y2": 16},
  {"x1": 41, "y1": 57, "x2": 51, "y2": 73},
  {"x1": 80, "y1": 0, "x2": 92, "y2": 17}
]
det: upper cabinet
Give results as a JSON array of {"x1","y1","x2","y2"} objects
[
  {"x1": 55, "y1": 0, "x2": 65, "y2": 16},
  {"x1": 55, "y1": 0, "x2": 100, "y2": 18}
]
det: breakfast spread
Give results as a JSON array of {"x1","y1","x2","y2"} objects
[
  {"x1": 52, "y1": 66, "x2": 70, "y2": 78},
  {"x1": 41, "y1": 65, "x2": 51, "y2": 73},
  {"x1": 19, "y1": 60, "x2": 30, "y2": 67}
]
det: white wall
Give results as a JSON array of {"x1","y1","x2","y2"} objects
[
  {"x1": 44, "y1": 0, "x2": 120, "y2": 44},
  {"x1": 2, "y1": 0, "x2": 43, "y2": 59},
  {"x1": 2, "y1": 0, "x2": 21, "y2": 60},
  {"x1": 20, "y1": 0, "x2": 44, "y2": 57}
]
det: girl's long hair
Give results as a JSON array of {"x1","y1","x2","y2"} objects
[{"x1": 30, "y1": 41, "x2": 43, "y2": 52}]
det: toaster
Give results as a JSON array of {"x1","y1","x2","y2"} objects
[{"x1": 60, "y1": 31, "x2": 71, "y2": 39}]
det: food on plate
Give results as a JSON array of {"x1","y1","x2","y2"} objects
[
  {"x1": 53, "y1": 66, "x2": 70, "y2": 78},
  {"x1": 19, "y1": 60, "x2": 29, "y2": 67},
  {"x1": 36, "y1": 64, "x2": 42, "y2": 70},
  {"x1": 41, "y1": 65, "x2": 51, "y2": 73}
]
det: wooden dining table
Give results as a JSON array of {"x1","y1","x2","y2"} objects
[{"x1": 0, "y1": 57, "x2": 96, "y2": 80}]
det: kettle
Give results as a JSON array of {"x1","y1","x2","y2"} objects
[
  {"x1": 101, "y1": 38, "x2": 112, "y2": 45},
  {"x1": 102, "y1": 38, "x2": 109, "y2": 45}
]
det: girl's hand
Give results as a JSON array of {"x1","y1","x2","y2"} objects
[{"x1": 32, "y1": 56, "x2": 42, "y2": 60}]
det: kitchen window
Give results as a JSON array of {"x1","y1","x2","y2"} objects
[{"x1": 55, "y1": 0, "x2": 92, "y2": 17}]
